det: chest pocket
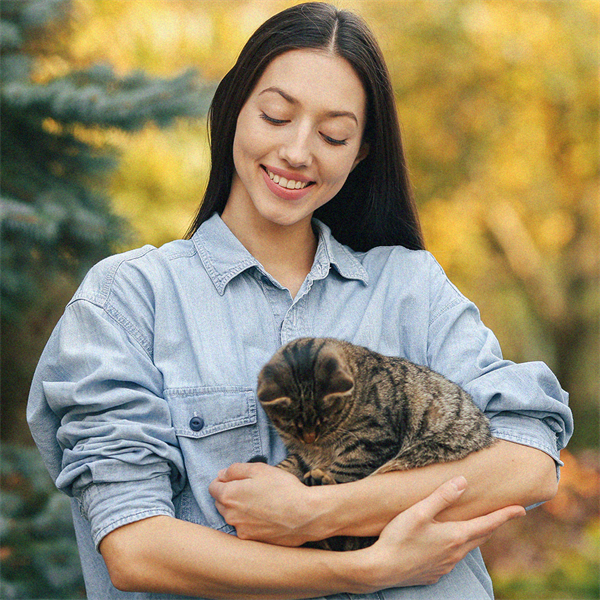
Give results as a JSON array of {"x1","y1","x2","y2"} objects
[{"x1": 167, "y1": 387, "x2": 263, "y2": 530}]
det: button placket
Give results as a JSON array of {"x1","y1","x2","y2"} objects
[
  {"x1": 281, "y1": 300, "x2": 305, "y2": 345},
  {"x1": 257, "y1": 271, "x2": 294, "y2": 344}
]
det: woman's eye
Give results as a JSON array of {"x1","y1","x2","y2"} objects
[
  {"x1": 322, "y1": 134, "x2": 348, "y2": 147},
  {"x1": 260, "y1": 112, "x2": 348, "y2": 146},
  {"x1": 260, "y1": 112, "x2": 288, "y2": 125},
  {"x1": 324, "y1": 136, "x2": 348, "y2": 147}
]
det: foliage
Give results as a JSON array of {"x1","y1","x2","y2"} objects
[
  {"x1": 1, "y1": 444, "x2": 597, "y2": 599},
  {"x1": 0, "y1": 445, "x2": 85, "y2": 599},
  {"x1": 482, "y1": 450, "x2": 600, "y2": 599},
  {"x1": 0, "y1": 0, "x2": 214, "y2": 444},
  {"x1": 360, "y1": 0, "x2": 599, "y2": 450},
  {"x1": 0, "y1": 0, "x2": 212, "y2": 324},
  {"x1": 1, "y1": 1, "x2": 597, "y2": 598}
]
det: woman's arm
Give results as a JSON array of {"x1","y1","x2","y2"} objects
[
  {"x1": 209, "y1": 439, "x2": 556, "y2": 546},
  {"x1": 314, "y1": 439, "x2": 556, "y2": 539},
  {"x1": 100, "y1": 515, "x2": 355, "y2": 599},
  {"x1": 100, "y1": 477, "x2": 524, "y2": 598}
]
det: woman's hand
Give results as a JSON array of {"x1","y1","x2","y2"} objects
[
  {"x1": 209, "y1": 462, "x2": 319, "y2": 546},
  {"x1": 357, "y1": 476, "x2": 526, "y2": 590}
]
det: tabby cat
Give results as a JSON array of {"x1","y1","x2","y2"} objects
[{"x1": 256, "y1": 337, "x2": 494, "y2": 551}]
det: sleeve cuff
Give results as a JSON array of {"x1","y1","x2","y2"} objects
[
  {"x1": 79, "y1": 474, "x2": 176, "y2": 551},
  {"x1": 489, "y1": 413, "x2": 565, "y2": 510},
  {"x1": 489, "y1": 412, "x2": 564, "y2": 468}
]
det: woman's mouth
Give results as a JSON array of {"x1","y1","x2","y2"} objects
[{"x1": 261, "y1": 166, "x2": 315, "y2": 191}]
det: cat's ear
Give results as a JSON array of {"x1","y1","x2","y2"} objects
[
  {"x1": 258, "y1": 390, "x2": 292, "y2": 408},
  {"x1": 261, "y1": 395, "x2": 292, "y2": 412},
  {"x1": 257, "y1": 370, "x2": 292, "y2": 408},
  {"x1": 257, "y1": 395, "x2": 292, "y2": 428},
  {"x1": 317, "y1": 348, "x2": 354, "y2": 397},
  {"x1": 320, "y1": 355, "x2": 353, "y2": 419},
  {"x1": 327, "y1": 363, "x2": 354, "y2": 396},
  {"x1": 257, "y1": 364, "x2": 283, "y2": 404}
]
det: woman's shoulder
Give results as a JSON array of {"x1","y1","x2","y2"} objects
[
  {"x1": 350, "y1": 243, "x2": 466, "y2": 307},
  {"x1": 71, "y1": 238, "x2": 196, "y2": 307},
  {"x1": 353, "y1": 243, "x2": 441, "y2": 276}
]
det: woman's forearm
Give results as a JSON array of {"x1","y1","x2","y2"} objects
[
  {"x1": 309, "y1": 440, "x2": 557, "y2": 539},
  {"x1": 100, "y1": 515, "x2": 364, "y2": 599},
  {"x1": 100, "y1": 478, "x2": 526, "y2": 598}
]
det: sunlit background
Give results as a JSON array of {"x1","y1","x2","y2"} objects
[{"x1": 1, "y1": 1, "x2": 598, "y2": 598}]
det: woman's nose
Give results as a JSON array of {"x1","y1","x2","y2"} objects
[{"x1": 278, "y1": 124, "x2": 313, "y2": 168}]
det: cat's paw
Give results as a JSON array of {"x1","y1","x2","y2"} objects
[{"x1": 303, "y1": 469, "x2": 337, "y2": 486}]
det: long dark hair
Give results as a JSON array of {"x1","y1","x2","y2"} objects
[{"x1": 186, "y1": 2, "x2": 424, "y2": 252}]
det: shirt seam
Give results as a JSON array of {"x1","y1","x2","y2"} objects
[
  {"x1": 103, "y1": 251, "x2": 160, "y2": 357},
  {"x1": 257, "y1": 278, "x2": 290, "y2": 344},
  {"x1": 95, "y1": 245, "x2": 157, "y2": 303},
  {"x1": 195, "y1": 231, "x2": 259, "y2": 295},
  {"x1": 334, "y1": 243, "x2": 370, "y2": 283},
  {"x1": 429, "y1": 296, "x2": 465, "y2": 326},
  {"x1": 165, "y1": 247, "x2": 198, "y2": 261},
  {"x1": 66, "y1": 297, "x2": 154, "y2": 361},
  {"x1": 68, "y1": 245, "x2": 158, "y2": 356},
  {"x1": 104, "y1": 303, "x2": 154, "y2": 359},
  {"x1": 491, "y1": 428, "x2": 560, "y2": 462},
  {"x1": 314, "y1": 219, "x2": 369, "y2": 284},
  {"x1": 426, "y1": 252, "x2": 469, "y2": 326}
]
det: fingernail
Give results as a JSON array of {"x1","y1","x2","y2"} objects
[
  {"x1": 217, "y1": 469, "x2": 226, "y2": 479},
  {"x1": 451, "y1": 476, "x2": 467, "y2": 492}
]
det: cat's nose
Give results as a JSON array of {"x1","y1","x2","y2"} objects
[{"x1": 303, "y1": 432, "x2": 317, "y2": 444}]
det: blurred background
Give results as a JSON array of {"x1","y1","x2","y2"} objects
[{"x1": 1, "y1": 0, "x2": 598, "y2": 598}]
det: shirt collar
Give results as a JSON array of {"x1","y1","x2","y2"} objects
[
  {"x1": 192, "y1": 213, "x2": 369, "y2": 295},
  {"x1": 312, "y1": 218, "x2": 369, "y2": 285}
]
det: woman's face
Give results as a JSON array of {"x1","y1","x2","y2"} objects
[{"x1": 225, "y1": 49, "x2": 368, "y2": 232}]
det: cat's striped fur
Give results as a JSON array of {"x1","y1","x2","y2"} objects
[{"x1": 257, "y1": 337, "x2": 494, "y2": 551}]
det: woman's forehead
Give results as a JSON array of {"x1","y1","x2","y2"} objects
[{"x1": 252, "y1": 49, "x2": 366, "y2": 123}]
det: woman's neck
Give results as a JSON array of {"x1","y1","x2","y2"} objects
[{"x1": 221, "y1": 204, "x2": 318, "y2": 298}]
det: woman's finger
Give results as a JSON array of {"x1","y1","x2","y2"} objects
[
  {"x1": 454, "y1": 509, "x2": 524, "y2": 564},
  {"x1": 217, "y1": 461, "x2": 266, "y2": 482},
  {"x1": 460, "y1": 504, "x2": 526, "y2": 541},
  {"x1": 408, "y1": 476, "x2": 468, "y2": 521}
]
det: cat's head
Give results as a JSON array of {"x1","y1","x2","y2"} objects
[{"x1": 257, "y1": 338, "x2": 355, "y2": 445}]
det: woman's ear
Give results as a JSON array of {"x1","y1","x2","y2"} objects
[{"x1": 351, "y1": 142, "x2": 370, "y2": 172}]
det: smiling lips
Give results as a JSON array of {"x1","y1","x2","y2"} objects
[
  {"x1": 264, "y1": 166, "x2": 312, "y2": 189},
  {"x1": 261, "y1": 165, "x2": 315, "y2": 199}
]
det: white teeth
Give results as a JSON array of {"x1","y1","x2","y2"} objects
[{"x1": 265, "y1": 168, "x2": 310, "y2": 190}]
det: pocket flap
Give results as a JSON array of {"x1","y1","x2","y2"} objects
[{"x1": 166, "y1": 387, "x2": 258, "y2": 439}]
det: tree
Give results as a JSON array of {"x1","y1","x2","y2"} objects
[
  {"x1": 364, "y1": 0, "x2": 599, "y2": 449},
  {"x1": 0, "y1": 0, "x2": 214, "y2": 443},
  {"x1": 0, "y1": 0, "x2": 214, "y2": 321}
]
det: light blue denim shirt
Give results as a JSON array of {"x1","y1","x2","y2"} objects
[{"x1": 28, "y1": 213, "x2": 572, "y2": 600}]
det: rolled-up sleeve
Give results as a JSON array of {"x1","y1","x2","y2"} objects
[
  {"x1": 425, "y1": 256, "x2": 573, "y2": 466},
  {"x1": 28, "y1": 295, "x2": 186, "y2": 549}
]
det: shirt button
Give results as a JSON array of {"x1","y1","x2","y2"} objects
[{"x1": 189, "y1": 416, "x2": 204, "y2": 431}]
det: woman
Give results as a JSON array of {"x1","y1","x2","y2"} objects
[{"x1": 28, "y1": 3, "x2": 572, "y2": 599}]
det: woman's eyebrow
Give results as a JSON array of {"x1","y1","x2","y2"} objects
[{"x1": 258, "y1": 86, "x2": 358, "y2": 125}]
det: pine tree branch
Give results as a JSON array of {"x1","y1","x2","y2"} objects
[{"x1": 2, "y1": 65, "x2": 214, "y2": 130}]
